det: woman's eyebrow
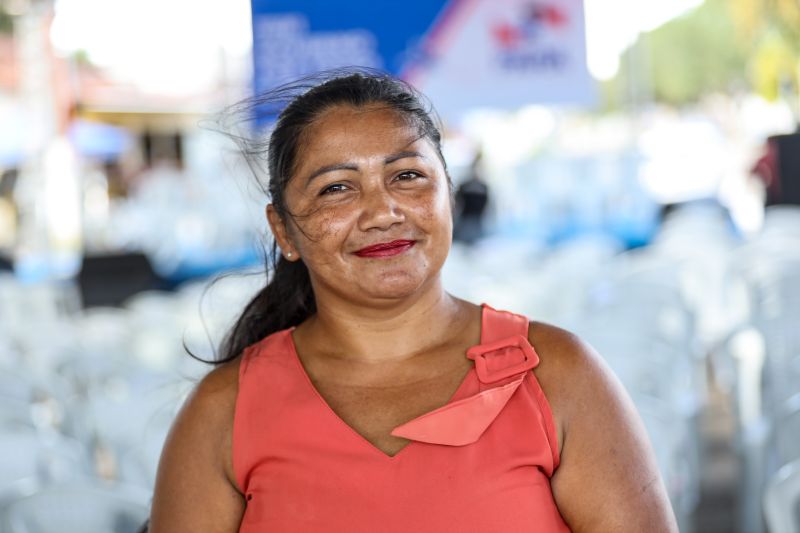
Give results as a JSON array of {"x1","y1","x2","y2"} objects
[
  {"x1": 305, "y1": 163, "x2": 358, "y2": 187},
  {"x1": 384, "y1": 150, "x2": 427, "y2": 165},
  {"x1": 304, "y1": 151, "x2": 428, "y2": 187}
]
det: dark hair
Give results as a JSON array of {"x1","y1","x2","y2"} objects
[{"x1": 207, "y1": 68, "x2": 449, "y2": 366}]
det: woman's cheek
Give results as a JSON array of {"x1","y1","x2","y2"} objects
[
  {"x1": 413, "y1": 190, "x2": 451, "y2": 224},
  {"x1": 308, "y1": 216, "x2": 347, "y2": 244}
]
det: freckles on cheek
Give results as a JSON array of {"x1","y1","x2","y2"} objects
[
  {"x1": 413, "y1": 194, "x2": 449, "y2": 224},
  {"x1": 299, "y1": 209, "x2": 347, "y2": 244},
  {"x1": 316, "y1": 213, "x2": 341, "y2": 239}
]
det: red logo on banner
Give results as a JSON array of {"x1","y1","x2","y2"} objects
[{"x1": 491, "y1": 3, "x2": 569, "y2": 50}]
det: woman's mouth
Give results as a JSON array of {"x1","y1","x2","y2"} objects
[{"x1": 353, "y1": 240, "x2": 416, "y2": 258}]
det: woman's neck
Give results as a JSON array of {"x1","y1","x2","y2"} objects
[{"x1": 296, "y1": 281, "x2": 474, "y2": 364}]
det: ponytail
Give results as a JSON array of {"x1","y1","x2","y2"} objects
[{"x1": 214, "y1": 249, "x2": 315, "y2": 364}]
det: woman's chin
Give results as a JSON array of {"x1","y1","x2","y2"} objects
[{"x1": 356, "y1": 271, "x2": 434, "y2": 301}]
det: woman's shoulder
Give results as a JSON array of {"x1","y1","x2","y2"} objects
[
  {"x1": 525, "y1": 321, "x2": 627, "y2": 449},
  {"x1": 177, "y1": 357, "x2": 243, "y2": 449},
  {"x1": 527, "y1": 320, "x2": 603, "y2": 380},
  {"x1": 194, "y1": 357, "x2": 243, "y2": 406},
  {"x1": 525, "y1": 320, "x2": 678, "y2": 531},
  {"x1": 526, "y1": 319, "x2": 626, "y2": 406},
  {"x1": 181, "y1": 332, "x2": 295, "y2": 482}
]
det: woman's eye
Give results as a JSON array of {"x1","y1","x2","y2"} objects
[
  {"x1": 395, "y1": 171, "x2": 423, "y2": 181},
  {"x1": 319, "y1": 183, "x2": 348, "y2": 195}
]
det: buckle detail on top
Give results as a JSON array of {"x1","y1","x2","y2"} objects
[{"x1": 466, "y1": 334, "x2": 538, "y2": 384}]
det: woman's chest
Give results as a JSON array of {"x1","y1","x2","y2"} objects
[{"x1": 308, "y1": 362, "x2": 471, "y2": 456}]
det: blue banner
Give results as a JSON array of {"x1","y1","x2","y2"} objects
[
  {"x1": 251, "y1": 0, "x2": 594, "y2": 117},
  {"x1": 251, "y1": 0, "x2": 447, "y2": 89}
]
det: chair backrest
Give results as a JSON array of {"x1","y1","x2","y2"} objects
[
  {"x1": 774, "y1": 394, "x2": 800, "y2": 467},
  {"x1": 0, "y1": 429, "x2": 90, "y2": 490},
  {"x1": 764, "y1": 459, "x2": 800, "y2": 533},
  {"x1": 1, "y1": 482, "x2": 150, "y2": 533}
]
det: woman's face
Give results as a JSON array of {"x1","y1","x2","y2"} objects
[{"x1": 268, "y1": 104, "x2": 453, "y2": 306}]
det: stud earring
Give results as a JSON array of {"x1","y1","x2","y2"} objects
[{"x1": 286, "y1": 252, "x2": 293, "y2": 258}]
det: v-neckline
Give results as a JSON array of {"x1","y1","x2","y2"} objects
[{"x1": 286, "y1": 306, "x2": 486, "y2": 461}]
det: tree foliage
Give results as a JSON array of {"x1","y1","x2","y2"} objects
[
  {"x1": 611, "y1": 0, "x2": 749, "y2": 106},
  {"x1": 0, "y1": 5, "x2": 13, "y2": 35},
  {"x1": 729, "y1": 0, "x2": 800, "y2": 102},
  {"x1": 608, "y1": 0, "x2": 800, "y2": 107},
  {"x1": 730, "y1": 0, "x2": 800, "y2": 54}
]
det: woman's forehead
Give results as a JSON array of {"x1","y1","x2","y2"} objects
[{"x1": 299, "y1": 104, "x2": 424, "y2": 153}]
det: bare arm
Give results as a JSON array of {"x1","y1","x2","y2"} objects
[
  {"x1": 530, "y1": 323, "x2": 679, "y2": 533},
  {"x1": 148, "y1": 359, "x2": 245, "y2": 532}
]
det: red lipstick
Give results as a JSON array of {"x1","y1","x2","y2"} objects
[{"x1": 353, "y1": 240, "x2": 416, "y2": 258}]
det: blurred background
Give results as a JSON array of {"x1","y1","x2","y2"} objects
[{"x1": 0, "y1": 0, "x2": 799, "y2": 531}]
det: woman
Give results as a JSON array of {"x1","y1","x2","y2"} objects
[{"x1": 147, "y1": 71, "x2": 678, "y2": 532}]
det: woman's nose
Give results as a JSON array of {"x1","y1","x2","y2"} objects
[{"x1": 357, "y1": 185, "x2": 405, "y2": 232}]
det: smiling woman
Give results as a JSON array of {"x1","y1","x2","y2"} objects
[
  {"x1": 267, "y1": 104, "x2": 453, "y2": 305},
  {"x1": 145, "y1": 70, "x2": 679, "y2": 533}
]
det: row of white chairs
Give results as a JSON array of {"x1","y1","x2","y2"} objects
[
  {"x1": 695, "y1": 205, "x2": 800, "y2": 533},
  {"x1": 0, "y1": 269, "x2": 264, "y2": 532}
]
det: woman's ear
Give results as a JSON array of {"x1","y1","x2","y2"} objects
[{"x1": 266, "y1": 204, "x2": 298, "y2": 261}]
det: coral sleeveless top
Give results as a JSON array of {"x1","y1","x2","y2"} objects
[{"x1": 233, "y1": 304, "x2": 570, "y2": 532}]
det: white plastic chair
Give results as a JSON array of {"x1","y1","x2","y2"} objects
[
  {"x1": 764, "y1": 459, "x2": 800, "y2": 533},
  {"x1": 762, "y1": 205, "x2": 800, "y2": 239},
  {"x1": 0, "y1": 428, "x2": 89, "y2": 489},
  {"x1": 0, "y1": 368, "x2": 70, "y2": 435},
  {"x1": 773, "y1": 394, "x2": 800, "y2": 468},
  {"x1": 636, "y1": 396, "x2": 697, "y2": 533},
  {"x1": 0, "y1": 482, "x2": 150, "y2": 533}
]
